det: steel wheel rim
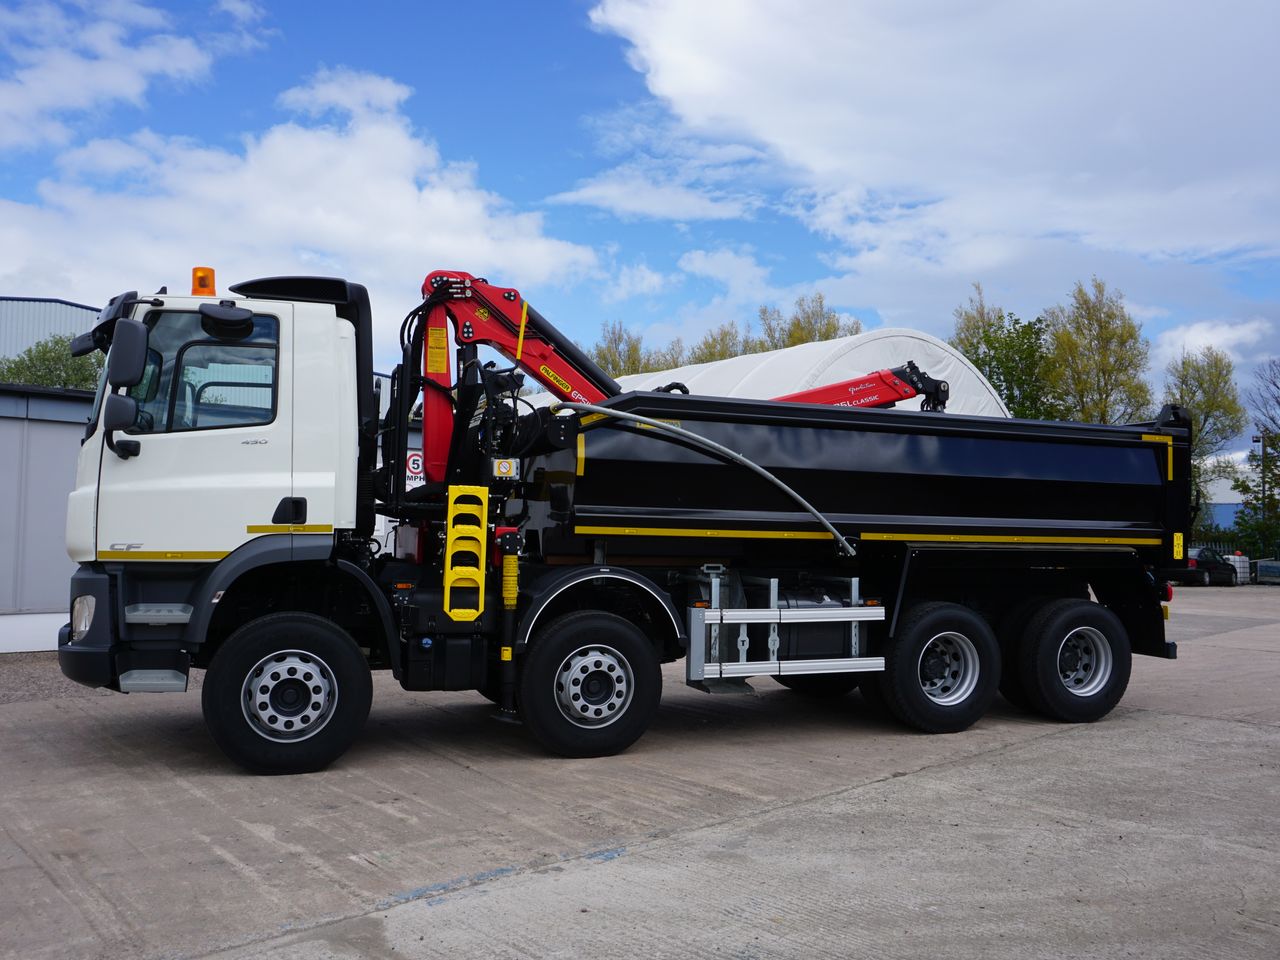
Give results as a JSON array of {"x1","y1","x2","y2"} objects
[
  {"x1": 554, "y1": 644, "x2": 634, "y2": 729},
  {"x1": 1056, "y1": 626, "x2": 1112, "y2": 697},
  {"x1": 916, "y1": 631, "x2": 980, "y2": 705},
  {"x1": 241, "y1": 650, "x2": 338, "y2": 742}
]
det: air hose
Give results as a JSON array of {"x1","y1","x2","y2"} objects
[{"x1": 550, "y1": 401, "x2": 856, "y2": 559}]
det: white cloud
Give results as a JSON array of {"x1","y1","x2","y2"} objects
[
  {"x1": 589, "y1": 0, "x2": 1280, "y2": 332},
  {"x1": 215, "y1": 0, "x2": 265, "y2": 24},
  {"x1": 278, "y1": 67, "x2": 411, "y2": 118},
  {"x1": 1153, "y1": 318, "x2": 1272, "y2": 368},
  {"x1": 550, "y1": 99, "x2": 766, "y2": 221},
  {"x1": 0, "y1": 70, "x2": 597, "y2": 362},
  {"x1": 603, "y1": 261, "x2": 670, "y2": 302},
  {"x1": 551, "y1": 169, "x2": 750, "y2": 220},
  {"x1": 0, "y1": 2, "x2": 216, "y2": 151},
  {"x1": 678, "y1": 249, "x2": 773, "y2": 303}
]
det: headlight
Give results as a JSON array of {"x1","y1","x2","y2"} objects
[{"x1": 71, "y1": 596, "x2": 96, "y2": 641}]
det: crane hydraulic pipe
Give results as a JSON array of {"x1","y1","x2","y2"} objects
[{"x1": 551, "y1": 401, "x2": 857, "y2": 559}]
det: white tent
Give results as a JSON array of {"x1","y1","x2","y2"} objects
[{"x1": 613, "y1": 328, "x2": 1010, "y2": 418}]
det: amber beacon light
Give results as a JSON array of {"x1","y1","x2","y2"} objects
[{"x1": 191, "y1": 266, "x2": 216, "y2": 296}]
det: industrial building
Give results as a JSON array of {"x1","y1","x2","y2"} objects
[{"x1": 2, "y1": 297, "x2": 99, "y2": 624}]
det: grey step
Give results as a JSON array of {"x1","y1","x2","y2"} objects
[
  {"x1": 124, "y1": 603, "x2": 193, "y2": 625},
  {"x1": 705, "y1": 606, "x2": 886, "y2": 624},
  {"x1": 702, "y1": 656, "x2": 885, "y2": 680},
  {"x1": 691, "y1": 678, "x2": 756, "y2": 695},
  {"x1": 119, "y1": 669, "x2": 188, "y2": 693}
]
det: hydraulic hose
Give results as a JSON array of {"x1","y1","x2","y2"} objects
[{"x1": 550, "y1": 401, "x2": 857, "y2": 559}]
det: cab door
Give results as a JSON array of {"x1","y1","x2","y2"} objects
[{"x1": 95, "y1": 300, "x2": 294, "y2": 561}]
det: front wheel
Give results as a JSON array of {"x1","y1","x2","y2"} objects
[
  {"x1": 1228, "y1": 568, "x2": 1238, "y2": 587},
  {"x1": 1017, "y1": 599, "x2": 1131, "y2": 723},
  {"x1": 881, "y1": 602, "x2": 1000, "y2": 734},
  {"x1": 519, "y1": 611, "x2": 662, "y2": 758},
  {"x1": 201, "y1": 612, "x2": 372, "y2": 774}
]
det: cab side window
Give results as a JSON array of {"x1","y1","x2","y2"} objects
[{"x1": 126, "y1": 312, "x2": 279, "y2": 434}]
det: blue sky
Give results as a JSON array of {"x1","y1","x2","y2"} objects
[{"x1": 2, "y1": 0, "x2": 1279, "y2": 416}]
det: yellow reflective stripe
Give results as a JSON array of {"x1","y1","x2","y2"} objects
[
  {"x1": 245, "y1": 524, "x2": 335, "y2": 534},
  {"x1": 516, "y1": 300, "x2": 528, "y2": 360},
  {"x1": 576, "y1": 433, "x2": 586, "y2": 476},
  {"x1": 576, "y1": 526, "x2": 1162, "y2": 546},
  {"x1": 96, "y1": 550, "x2": 228, "y2": 561},
  {"x1": 860, "y1": 532, "x2": 1162, "y2": 546},
  {"x1": 1141, "y1": 433, "x2": 1174, "y2": 480},
  {"x1": 575, "y1": 525, "x2": 832, "y2": 541}
]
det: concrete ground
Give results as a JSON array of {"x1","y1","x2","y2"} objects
[{"x1": 0, "y1": 587, "x2": 1276, "y2": 960}]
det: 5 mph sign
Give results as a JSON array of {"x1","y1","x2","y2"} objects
[{"x1": 406, "y1": 451, "x2": 425, "y2": 489}]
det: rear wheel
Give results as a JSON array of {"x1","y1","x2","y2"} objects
[
  {"x1": 519, "y1": 611, "x2": 661, "y2": 758},
  {"x1": 1199, "y1": 570, "x2": 1210, "y2": 587},
  {"x1": 1017, "y1": 599, "x2": 1131, "y2": 723},
  {"x1": 201, "y1": 612, "x2": 372, "y2": 774},
  {"x1": 775, "y1": 673, "x2": 860, "y2": 698},
  {"x1": 1228, "y1": 568, "x2": 1238, "y2": 587},
  {"x1": 882, "y1": 602, "x2": 999, "y2": 734}
]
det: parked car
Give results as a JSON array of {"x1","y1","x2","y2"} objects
[{"x1": 1172, "y1": 546, "x2": 1239, "y2": 586}]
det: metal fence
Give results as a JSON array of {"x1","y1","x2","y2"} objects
[{"x1": 1196, "y1": 539, "x2": 1280, "y2": 561}]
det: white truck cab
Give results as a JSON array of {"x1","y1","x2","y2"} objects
[{"x1": 59, "y1": 277, "x2": 383, "y2": 719}]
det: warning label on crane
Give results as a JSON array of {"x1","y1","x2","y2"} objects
[
  {"x1": 406, "y1": 451, "x2": 424, "y2": 489},
  {"x1": 426, "y1": 327, "x2": 448, "y2": 374}
]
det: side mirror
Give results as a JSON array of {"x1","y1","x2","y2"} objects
[
  {"x1": 199, "y1": 302, "x2": 254, "y2": 340},
  {"x1": 103, "y1": 393, "x2": 137, "y2": 431},
  {"x1": 107, "y1": 318, "x2": 148, "y2": 388},
  {"x1": 103, "y1": 394, "x2": 141, "y2": 459}
]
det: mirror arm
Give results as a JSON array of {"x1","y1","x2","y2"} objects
[{"x1": 105, "y1": 431, "x2": 140, "y2": 460}]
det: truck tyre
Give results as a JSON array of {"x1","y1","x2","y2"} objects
[
  {"x1": 882, "y1": 602, "x2": 999, "y2": 734},
  {"x1": 201, "y1": 612, "x2": 372, "y2": 774},
  {"x1": 519, "y1": 611, "x2": 661, "y2": 758},
  {"x1": 1016, "y1": 599, "x2": 1131, "y2": 723},
  {"x1": 996, "y1": 597, "x2": 1048, "y2": 711},
  {"x1": 776, "y1": 674, "x2": 860, "y2": 698}
]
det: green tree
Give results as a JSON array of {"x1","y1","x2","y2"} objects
[
  {"x1": 589, "y1": 291, "x2": 861, "y2": 375},
  {"x1": 1233, "y1": 357, "x2": 1280, "y2": 552},
  {"x1": 1231, "y1": 438, "x2": 1280, "y2": 558},
  {"x1": 753, "y1": 293, "x2": 861, "y2": 352},
  {"x1": 1044, "y1": 277, "x2": 1152, "y2": 424},
  {"x1": 948, "y1": 284, "x2": 1065, "y2": 420},
  {"x1": 1163, "y1": 346, "x2": 1248, "y2": 463},
  {"x1": 589, "y1": 320, "x2": 684, "y2": 378},
  {"x1": 1247, "y1": 357, "x2": 1280, "y2": 435},
  {"x1": 686, "y1": 321, "x2": 746, "y2": 365},
  {"x1": 1162, "y1": 345, "x2": 1248, "y2": 528},
  {"x1": 949, "y1": 282, "x2": 1006, "y2": 360},
  {"x1": 686, "y1": 293, "x2": 861, "y2": 364},
  {"x1": 0, "y1": 333, "x2": 103, "y2": 390}
]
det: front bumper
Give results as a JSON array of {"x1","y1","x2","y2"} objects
[
  {"x1": 58, "y1": 621, "x2": 116, "y2": 687},
  {"x1": 58, "y1": 564, "x2": 192, "y2": 691},
  {"x1": 57, "y1": 566, "x2": 116, "y2": 688}
]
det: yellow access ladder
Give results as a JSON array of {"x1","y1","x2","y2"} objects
[{"x1": 443, "y1": 485, "x2": 488, "y2": 621}]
